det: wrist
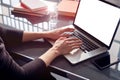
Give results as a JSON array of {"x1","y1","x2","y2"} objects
[
  {"x1": 40, "y1": 31, "x2": 52, "y2": 39},
  {"x1": 39, "y1": 47, "x2": 60, "y2": 66},
  {"x1": 49, "y1": 47, "x2": 61, "y2": 57}
]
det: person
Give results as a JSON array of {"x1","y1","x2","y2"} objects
[{"x1": 0, "y1": 25, "x2": 82, "y2": 80}]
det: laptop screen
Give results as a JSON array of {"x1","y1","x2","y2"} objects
[{"x1": 74, "y1": 0, "x2": 120, "y2": 47}]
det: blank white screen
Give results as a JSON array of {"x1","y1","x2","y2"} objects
[{"x1": 74, "y1": 0, "x2": 120, "y2": 46}]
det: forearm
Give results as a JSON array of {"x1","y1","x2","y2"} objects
[
  {"x1": 39, "y1": 47, "x2": 60, "y2": 66},
  {"x1": 22, "y1": 31, "x2": 50, "y2": 42}
]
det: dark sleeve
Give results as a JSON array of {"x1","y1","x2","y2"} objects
[
  {"x1": 0, "y1": 26, "x2": 23, "y2": 47},
  {"x1": 0, "y1": 26, "x2": 56, "y2": 80},
  {"x1": 0, "y1": 38, "x2": 49, "y2": 80}
]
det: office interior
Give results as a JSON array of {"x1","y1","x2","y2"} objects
[{"x1": 0, "y1": 0, "x2": 120, "y2": 80}]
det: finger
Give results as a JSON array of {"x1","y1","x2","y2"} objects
[
  {"x1": 72, "y1": 46, "x2": 80, "y2": 50},
  {"x1": 68, "y1": 39, "x2": 83, "y2": 44},
  {"x1": 58, "y1": 37, "x2": 67, "y2": 40},
  {"x1": 60, "y1": 32, "x2": 73, "y2": 37},
  {"x1": 68, "y1": 42, "x2": 82, "y2": 48},
  {"x1": 64, "y1": 40, "x2": 82, "y2": 47},
  {"x1": 66, "y1": 37, "x2": 82, "y2": 42}
]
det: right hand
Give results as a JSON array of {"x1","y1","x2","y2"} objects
[
  {"x1": 45, "y1": 27, "x2": 75, "y2": 40},
  {"x1": 39, "y1": 37, "x2": 82, "y2": 66},
  {"x1": 51, "y1": 37, "x2": 82, "y2": 56}
]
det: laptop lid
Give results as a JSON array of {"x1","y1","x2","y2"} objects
[{"x1": 73, "y1": 0, "x2": 120, "y2": 49}]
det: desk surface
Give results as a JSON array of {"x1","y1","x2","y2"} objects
[
  {"x1": 9, "y1": 33, "x2": 120, "y2": 80},
  {"x1": 0, "y1": 0, "x2": 120, "y2": 80}
]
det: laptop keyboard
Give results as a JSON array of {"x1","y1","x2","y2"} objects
[{"x1": 72, "y1": 31, "x2": 99, "y2": 53}]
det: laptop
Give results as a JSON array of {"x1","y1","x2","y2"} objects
[{"x1": 49, "y1": 0, "x2": 120, "y2": 64}]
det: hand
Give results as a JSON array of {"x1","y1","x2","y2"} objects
[
  {"x1": 39, "y1": 37, "x2": 82, "y2": 66},
  {"x1": 51, "y1": 37, "x2": 82, "y2": 56},
  {"x1": 46, "y1": 27, "x2": 75, "y2": 40}
]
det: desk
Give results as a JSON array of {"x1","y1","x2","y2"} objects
[
  {"x1": 0, "y1": 0, "x2": 120, "y2": 80},
  {"x1": 9, "y1": 30, "x2": 120, "y2": 80}
]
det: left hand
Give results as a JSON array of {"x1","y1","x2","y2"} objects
[{"x1": 46, "y1": 27, "x2": 75, "y2": 40}]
